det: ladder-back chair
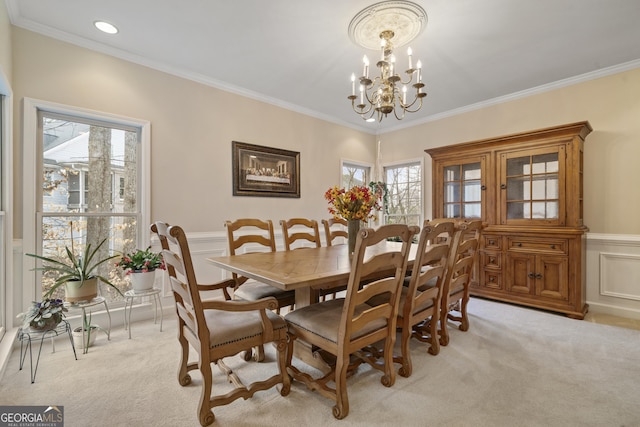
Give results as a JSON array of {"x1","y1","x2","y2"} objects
[
  {"x1": 151, "y1": 221, "x2": 290, "y2": 426},
  {"x1": 284, "y1": 224, "x2": 418, "y2": 419}
]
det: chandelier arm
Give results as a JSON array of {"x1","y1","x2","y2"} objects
[
  {"x1": 403, "y1": 96, "x2": 425, "y2": 113},
  {"x1": 393, "y1": 105, "x2": 406, "y2": 120},
  {"x1": 398, "y1": 73, "x2": 416, "y2": 86},
  {"x1": 351, "y1": 97, "x2": 374, "y2": 116}
]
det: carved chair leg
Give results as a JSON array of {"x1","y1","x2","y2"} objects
[
  {"x1": 439, "y1": 315, "x2": 450, "y2": 346},
  {"x1": 197, "y1": 362, "x2": 215, "y2": 426},
  {"x1": 333, "y1": 354, "x2": 350, "y2": 420},
  {"x1": 177, "y1": 329, "x2": 192, "y2": 386},
  {"x1": 428, "y1": 310, "x2": 441, "y2": 356},
  {"x1": 381, "y1": 335, "x2": 396, "y2": 388},
  {"x1": 275, "y1": 339, "x2": 291, "y2": 396},
  {"x1": 398, "y1": 327, "x2": 412, "y2": 378},
  {"x1": 459, "y1": 293, "x2": 470, "y2": 332}
]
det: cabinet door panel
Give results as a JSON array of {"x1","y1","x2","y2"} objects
[
  {"x1": 535, "y1": 255, "x2": 569, "y2": 301},
  {"x1": 507, "y1": 253, "x2": 534, "y2": 294}
]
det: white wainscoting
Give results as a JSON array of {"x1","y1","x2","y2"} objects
[{"x1": 586, "y1": 233, "x2": 640, "y2": 319}]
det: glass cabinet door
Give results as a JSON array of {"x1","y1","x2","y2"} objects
[
  {"x1": 443, "y1": 161, "x2": 482, "y2": 219},
  {"x1": 500, "y1": 146, "x2": 565, "y2": 225}
]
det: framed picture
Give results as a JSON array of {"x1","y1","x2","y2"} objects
[{"x1": 232, "y1": 141, "x2": 300, "y2": 198}]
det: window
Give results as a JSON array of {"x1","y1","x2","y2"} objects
[
  {"x1": 341, "y1": 160, "x2": 371, "y2": 189},
  {"x1": 23, "y1": 99, "x2": 150, "y2": 304},
  {"x1": 384, "y1": 160, "x2": 422, "y2": 226}
]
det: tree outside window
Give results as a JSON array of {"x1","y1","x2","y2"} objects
[{"x1": 384, "y1": 161, "x2": 422, "y2": 227}]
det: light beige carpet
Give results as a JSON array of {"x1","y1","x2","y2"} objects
[{"x1": 1, "y1": 297, "x2": 639, "y2": 427}]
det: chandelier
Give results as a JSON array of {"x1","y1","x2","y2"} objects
[{"x1": 347, "y1": 1, "x2": 428, "y2": 122}]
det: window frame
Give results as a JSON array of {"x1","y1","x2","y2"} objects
[
  {"x1": 0, "y1": 72, "x2": 13, "y2": 341},
  {"x1": 22, "y1": 98, "x2": 151, "y2": 306}
]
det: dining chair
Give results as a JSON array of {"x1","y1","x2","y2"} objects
[
  {"x1": 151, "y1": 221, "x2": 290, "y2": 426},
  {"x1": 284, "y1": 223, "x2": 419, "y2": 420},
  {"x1": 321, "y1": 217, "x2": 348, "y2": 246},
  {"x1": 280, "y1": 218, "x2": 322, "y2": 250},
  {"x1": 394, "y1": 221, "x2": 454, "y2": 377},
  {"x1": 225, "y1": 218, "x2": 296, "y2": 312},
  {"x1": 226, "y1": 218, "x2": 296, "y2": 361},
  {"x1": 439, "y1": 220, "x2": 482, "y2": 346}
]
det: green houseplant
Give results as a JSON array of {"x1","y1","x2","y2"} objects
[
  {"x1": 17, "y1": 298, "x2": 68, "y2": 331},
  {"x1": 27, "y1": 237, "x2": 123, "y2": 302}
]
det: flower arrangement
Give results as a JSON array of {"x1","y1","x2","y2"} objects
[
  {"x1": 324, "y1": 185, "x2": 382, "y2": 221},
  {"x1": 116, "y1": 247, "x2": 165, "y2": 274},
  {"x1": 18, "y1": 299, "x2": 67, "y2": 331}
]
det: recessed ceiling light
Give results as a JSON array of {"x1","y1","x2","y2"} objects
[
  {"x1": 366, "y1": 118, "x2": 376, "y2": 123},
  {"x1": 94, "y1": 21, "x2": 118, "y2": 34}
]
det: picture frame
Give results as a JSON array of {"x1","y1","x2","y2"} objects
[{"x1": 232, "y1": 141, "x2": 300, "y2": 198}]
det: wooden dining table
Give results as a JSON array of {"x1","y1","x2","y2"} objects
[
  {"x1": 207, "y1": 241, "x2": 416, "y2": 372},
  {"x1": 207, "y1": 241, "x2": 414, "y2": 308}
]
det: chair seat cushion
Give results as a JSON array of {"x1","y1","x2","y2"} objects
[
  {"x1": 204, "y1": 308, "x2": 286, "y2": 349},
  {"x1": 284, "y1": 298, "x2": 386, "y2": 344},
  {"x1": 235, "y1": 280, "x2": 295, "y2": 302}
]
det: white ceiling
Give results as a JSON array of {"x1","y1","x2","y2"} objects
[{"x1": 7, "y1": 0, "x2": 640, "y2": 134}]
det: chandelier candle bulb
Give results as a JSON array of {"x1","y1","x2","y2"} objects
[
  {"x1": 407, "y1": 47, "x2": 413, "y2": 69},
  {"x1": 351, "y1": 73, "x2": 356, "y2": 95},
  {"x1": 402, "y1": 85, "x2": 407, "y2": 104},
  {"x1": 417, "y1": 60, "x2": 422, "y2": 82},
  {"x1": 364, "y1": 55, "x2": 369, "y2": 78}
]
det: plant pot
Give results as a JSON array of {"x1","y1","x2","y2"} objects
[
  {"x1": 73, "y1": 326, "x2": 98, "y2": 350},
  {"x1": 129, "y1": 270, "x2": 156, "y2": 292},
  {"x1": 65, "y1": 278, "x2": 98, "y2": 303}
]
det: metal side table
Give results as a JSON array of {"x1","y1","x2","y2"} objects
[
  {"x1": 18, "y1": 320, "x2": 77, "y2": 383},
  {"x1": 124, "y1": 288, "x2": 163, "y2": 339},
  {"x1": 65, "y1": 296, "x2": 112, "y2": 354}
]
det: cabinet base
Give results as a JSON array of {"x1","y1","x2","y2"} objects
[{"x1": 470, "y1": 293, "x2": 588, "y2": 320}]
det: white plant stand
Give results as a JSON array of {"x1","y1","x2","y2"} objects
[
  {"x1": 124, "y1": 288, "x2": 163, "y2": 339},
  {"x1": 65, "y1": 296, "x2": 112, "y2": 354}
]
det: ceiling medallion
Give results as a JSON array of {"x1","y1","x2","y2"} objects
[{"x1": 347, "y1": 1, "x2": 428, "y2": 122}]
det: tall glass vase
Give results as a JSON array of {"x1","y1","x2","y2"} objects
[{"x1": 347, "y1": 219, "x2": 361, "y2": 254}]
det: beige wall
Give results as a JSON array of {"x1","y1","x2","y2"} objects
[
  {"x1": 381, "y1": 68, "x2": 640, "y2": 235},
  {"x1": 0, "y1": 4, "x2": 11, "y2": 82},
  {"x1": 11, "y1": 28, "x2": 376, "y2": 237}
]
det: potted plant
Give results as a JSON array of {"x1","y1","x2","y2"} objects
[
  {"x1": 26, "y1": 237, "x2": 123, "y2": 302},
  {"x1": 17, "y1": 299, "x2": 67, "y2": 331},
  {"x1": 72, "y1": 311, "x2": 98, "y2": 352},
  {"x1": 116, "y1": 246, "x2": 165, "y2": 291}
]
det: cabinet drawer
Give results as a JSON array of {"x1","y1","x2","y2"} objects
[
  {"x1": 482, "y1": 270, "x2": 503, "y2": 290},
  {"x1": 481, "y1": 252, "x2": 502, "y2": 269},
  {"x1": 482, "y1": 235, "x2": 502, "y2": 250},
  {"x1": 507, "y1": 238, "x2": 568, "y2": 254}
]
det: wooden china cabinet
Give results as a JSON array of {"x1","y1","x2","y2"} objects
[{"x1": 425, "y1": 122, "x2": 592, "y2": 319}]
